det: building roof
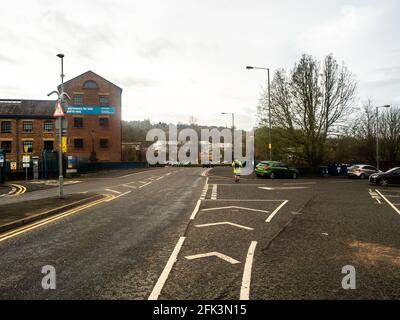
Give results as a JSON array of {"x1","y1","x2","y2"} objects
[
  {"x1": 59, "y1": 70, "x2": 123, "y2": 92},
  {"x1": 0, "y1": 99, "x2": 56, "y2": 118}
]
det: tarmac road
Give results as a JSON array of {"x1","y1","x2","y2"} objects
[{"x1": 1, "y1": 166, "x2": 400, "y2": 299}]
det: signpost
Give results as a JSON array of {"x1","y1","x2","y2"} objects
[
  {"x1": 23, "y1": 154, "x2": 30, "y2": 181},
  {"x1": 54, "y1": 99, "x2": 65, "y2": 198}
]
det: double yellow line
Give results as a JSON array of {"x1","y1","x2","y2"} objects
[
  {"x1": 9, "y1": 184, "x2": 27, "y2": 196},
  {"x1": 0, "y1": 194, "x2": 113, "y2": 242}
]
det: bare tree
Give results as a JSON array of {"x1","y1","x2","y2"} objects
[
  {"x1": 258, "y1": 54, "x2": 357, "y2": 168},
  {"x1": 380, "y1": 106, "x2": 400, "y2": 162}
]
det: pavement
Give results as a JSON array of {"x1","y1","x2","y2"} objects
[{"x1": 0, "y1": 166, "x2": 399, "y2": 299}]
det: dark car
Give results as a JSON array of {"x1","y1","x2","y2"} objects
[
  {"x1": 255, "y1": 161, "x2": 299, "y2": 179},
  {"x1": 369, "y1": 167, "x2": 400, "y2": 186}
]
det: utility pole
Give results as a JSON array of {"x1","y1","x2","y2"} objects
[
  {"x1": 246, "y1": 66, "x2": 272, "y2": 160},
  {"x1": 48, "y1": 54, "x2": 70, "y2": 199}
]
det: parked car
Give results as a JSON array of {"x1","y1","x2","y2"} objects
[
  {"x1": 347, "y1": 164, "x2": 380, "y2": 179},
  {"x1": 255, "y1": 161, "x2": 299, "y2": 179},
  {"x1": 369, "y1": 167, "x2": 400, "y2": 186}
]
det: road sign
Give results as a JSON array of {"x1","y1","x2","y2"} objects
[
  {"x1": 23, "y1": 163, "x2": 30, "y2": 168},
  {"x1": 53, "y1": 100, "x2": 65, "y2": 117},
  {"x1": 0, "y1": 154, "x2": 4, "y2": 164},
  {"x1": 62, "y1": 136, "x2": 68, "y2": 153},
  {"x1": 66, "y1": 106, "x2": 115, "y2": 115},
  {"x1": 55, "y1": 118, "x2": 68, "y2": 130},
  {"x1": 23, "y1": 155, "x2": 30, "y2": 163}
]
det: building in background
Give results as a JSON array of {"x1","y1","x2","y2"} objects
[{"x1": 0, "y1": 70, "x2": 122, "y2": 167}]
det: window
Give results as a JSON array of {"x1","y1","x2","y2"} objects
[
  {"x1": 43, "y1": 120, "x2": 53, "y2": 132},
  {"x1": 99, "y1": 95, "x2": 109, "y2": 106},
  {"x1": 74, "y1": 139, "x2": 84, "y2": 149},
  {"x1": 99, "y1": 117, "x2": 109, "y2": 128},
  {"x1": 74, "y1": 118, "x2": 83, "y2": 128},
  {"x1": 1, "y1": 121, "x2": 12, "y2": 133},
  {"x1": 23, "y1": 141, "x2": 33, "y2": 153},
  {"x1": 83, "y1": 80, "x2": 98, "y2": 89},
  {"x1": 74, "y1": 94, "x2": 83, "y2": 105},
  {"x1": 43, "y1": 140, "x2": 54, "y2": 150},
  {"x1": 1, "y1": 141, "x2": 12, "y2": 153},
  {"x1": 23, "y1": 121, "x2": 33, "y2": 133},
  {"x1": 100, "y1": 138, "x2": 109, "y2": 149}
]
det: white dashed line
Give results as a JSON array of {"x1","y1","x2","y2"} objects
[{"x1": 211, "y1": 184, "x2": 218, "y2": 200}]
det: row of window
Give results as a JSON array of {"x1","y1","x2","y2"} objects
[
  {"x1": 0, "y1": 138, "x2": 110, "y2": 153},
  {"x1": 0, "y1": 118, "x2": 109, "y2": 133},
  {"x1": 0, "y1": 120, "x2": 54, "y2": 133},
  {"x1": 74, "y1": 117, "x2": 109, "y2": 128},
  {"x1": 73, "y1": 94, "x2": 109, "y2": 106}
]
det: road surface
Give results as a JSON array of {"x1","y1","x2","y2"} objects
[{"x1": 1, "y1": 167, "x2": 400, "y2": 299}]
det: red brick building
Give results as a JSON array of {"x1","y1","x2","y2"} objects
[{"x1": 0, "y1": 71, "x2": 122, "y2": 166}]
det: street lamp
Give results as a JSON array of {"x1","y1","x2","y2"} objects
[
  {"x1": 376, "y1": 104, "x2": 391, "y2": 171},
  {"x1": 221, "y1": 112, "x2": 234, "y2": 161},
  {"x1": 48, "y1": 53, "x2": 70, "y2": 198},
  {"x1": 246, "y1": 65, "x2": 272, "y2": 161}
]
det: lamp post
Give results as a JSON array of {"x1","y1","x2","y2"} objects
[
  {"x1": 221, "y1": 112, "x2": 234, "y2": 161},
  {"x1": 48, "y1": 54, "x2": 70, "y2": 199},
  {"x1": 246, "y1": 65, "x2": 272, "y2": 161},
  {"x1": 376, "y1": 104, "x2": 391, "y2": 171}
]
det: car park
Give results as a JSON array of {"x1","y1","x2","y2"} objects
[
  {"x1": 347, "y1": 164, "x2": 380, "y2": 179},
  {"x1": 369, "y1": 167, "x2": 400, "y2": 186},
  {"x1": 255, "y1": 161, "x2": 299, "y2": 179}
]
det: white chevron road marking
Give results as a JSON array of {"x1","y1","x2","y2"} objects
[
  {"x1": 201, "y1": 206, "x2": 269, "y2": 214},
  {"x1": 195, "y1": 222, "x2": 254, "y2": 231},
  {"x1": 185, "y1": 252, "x2": 241, "y2": 264}
]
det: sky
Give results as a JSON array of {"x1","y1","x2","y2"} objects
[{"x1": 1, "y1": 0, "x2": 399, "y2": 129}]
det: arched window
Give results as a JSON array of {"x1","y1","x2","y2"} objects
[{"x1": 83, "y1": 80, "x2": 98, "y2": 89}]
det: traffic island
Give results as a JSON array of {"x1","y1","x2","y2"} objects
[{"x1": 0, "y1": 193, "x2": 106, "y2": 234}]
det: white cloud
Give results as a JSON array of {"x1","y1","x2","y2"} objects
[{"x1": 0, "y1": 0, "x2": 399, "y2": 129}]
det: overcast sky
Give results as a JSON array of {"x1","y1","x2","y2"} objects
[{"x1": 1, "y1": 0, "x2": 399, "y2": 129}]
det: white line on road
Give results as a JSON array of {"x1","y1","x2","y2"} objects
[
  {"x1": 203, "y1": 199, "x2": 287, "y2": 202},
  {"x1": 122, "y1": 184, "x2": 137, "y2": 189},
  {"x1": 148, "y1": 237, "x2": 186, "y2": 300},
  {"x1": 202, "y1": 206, "x2": 269, "y2": 214},
  {"x1": 195, "y1": 222, "x2": 254, "y2": 231},
  {"x1": 211, "y1": 184, "x2": 218, "y2": 200},
  {"x1": 283, "y1": 182, "x2": 316, "y2": 186},
  {"x1": 240, "y1": 241, "x2": 258, "y2": 300},
  {"x1": 139, "y1": 182, "x2": 152, "y2": 189},
  {"x1": 384, "y1": 195, "x2": 400, "y2": 198},
  {"x1": 190, "y1": 200, "x2": 202, "y2": 220},
  {"x1": 105, "y1": 188, "x2": 122, "y2": 194},
  {"x1": 376, "y1": 190, "x2": 400, "y2": 215},
  {"x1": 185, "y1": 252, "x2": 240, "y2": 264},
  {"x1": 105, "y1": 191, "x2": 132, "y2": 201},
  {"x1": 266, "y1": 200, "x2": 289, "y2": 223},
  {"x1": 259, "y1": 186, "x2": 309, "y2": 190}
]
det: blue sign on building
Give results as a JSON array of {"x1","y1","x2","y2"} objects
[{"x1": 66, "y1": 106, "x2": 116, "y2": 115}]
